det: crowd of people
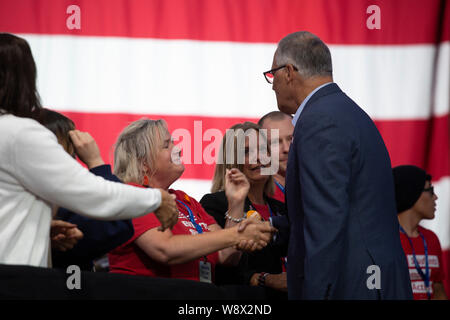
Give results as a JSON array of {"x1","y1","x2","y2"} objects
[{"x1": 0, "y1": 31, "x2": 447, "y2": 300}]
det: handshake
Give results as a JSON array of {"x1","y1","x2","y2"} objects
[
  {"x1": 154, "y1": 190, "x2": 276, "y2": 252},
  {"x1": 233, "y1": 216, "x2": 277, "y2": 252}
]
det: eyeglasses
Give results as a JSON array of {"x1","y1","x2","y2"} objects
[
  {"x1": 263, "y1": 65, "x2": 298, "y2": 84},
  {"x1": 423, "y1": 186, "x2": 434, "y2": 195}
]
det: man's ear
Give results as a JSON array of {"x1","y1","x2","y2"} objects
[{"x1": 285, "y1": 64, "x2": 298, "y2": 83}]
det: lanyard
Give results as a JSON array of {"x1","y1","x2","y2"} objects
[
  {"x1": 274, "y1": 180, "x2": 285, "y2": 194},
  {"x1": 400, "y1": 226, "x2": 430, "y2": 299},
  {"x1": 176, "y1": 199, "x2": 204, "y2": 234}
]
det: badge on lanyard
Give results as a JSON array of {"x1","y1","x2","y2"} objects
[{"x1": 199, "y1": 258, "x2": 212, "y2": 283}]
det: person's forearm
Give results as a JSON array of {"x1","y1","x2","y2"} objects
[
  {"x1": 265, "y1": 274, "x2": 288, "y2": 291},
  {"x1": 218, "y1": 199, "x2": 246, "y2": 265},
  {"x1": 160, "y1": 227, "x2": 240, "y2": 265},
  {"x1": 218, "y1": 246, "x2": 242, "y2": 266},
  {"x1": 13, "y1": 123, "x2": 162, "y2": 221}
]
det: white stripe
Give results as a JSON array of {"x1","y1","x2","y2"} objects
[
  {"x1": 420, "y1": 177, "x2": 450, "y2": 250},
  {"x1": 21, "y1": 34, "x2": 448, "y2": 120},
  {"x1": 332, "y1": 43, "x2": 448, "y2": 119},
  {"x1": 434, "y1": 42, "x2": 449, "y2": 116}
]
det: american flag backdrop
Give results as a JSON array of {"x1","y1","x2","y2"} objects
[{"x1": 1, "y1": 0, "x2": 449, "y2": 294}]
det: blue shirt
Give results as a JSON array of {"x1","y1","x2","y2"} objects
[{"x1": 292, "y1": 82, "x2": 333, "y2": 127}]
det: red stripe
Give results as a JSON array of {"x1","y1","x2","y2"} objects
[
  {"x1": 375, "y1": 115, "x2": 449, "y2": 182},
  {"x1": 442, "y1": 0, "x2": 450, "y2": 42},
  {"x1": 0, "y1": 0, "x2": 448, "y2": 44},
  {"x1": 62, "y1": 111, "x2": 449, "y2": 182}
]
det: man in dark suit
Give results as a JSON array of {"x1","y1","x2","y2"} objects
[{"x1": 264, "y1": 31, "x2": 413, "y2": 299}]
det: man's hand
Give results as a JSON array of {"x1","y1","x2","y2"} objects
[
  {"x1": 51, "y1": 220, "x2": 84, "y2": 252},
  {"x1": 69, "y1": 130, "x2": 105, "y2": 169},
  {"x1": 154, "y1": 189, "x2": 178, "y2": 231},
  {"x1": 235, "y1": 219, "x2": 276, "y2": 252}
]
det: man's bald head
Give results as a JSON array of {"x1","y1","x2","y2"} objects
[{"x1": 258, "y1": 111, "x2": 293, "y2": 127}]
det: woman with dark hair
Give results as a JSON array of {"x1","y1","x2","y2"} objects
[
  {"x1": 37, "y1": 108, "x2": 76, "y2": 157},
  {"x1": 0, "y1": 33, "x2": 42, "y2": 119},
  {"x1": 0, "y1": 33, "x2": 178, "y2": 267}
]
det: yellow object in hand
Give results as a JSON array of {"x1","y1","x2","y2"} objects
[{"x1": 246, "y1": 210, "x2": 262, "y2": 220}]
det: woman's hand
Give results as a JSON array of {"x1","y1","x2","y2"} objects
[
  {"x1": 69, "y1": 130, "x2": 105, "y2": 169},
  {"x1": 154, "y1": 189, "x2": 179, "y2": 231},
  {"x1": 50, "y1": 219, "x2": 84, "y2": 252},
  {"x1": 234, "y1": 219, "x2": 277, "y2": 252},
  {"x1": 225, "y1": 168, "x2": 250, "y2": 207}
]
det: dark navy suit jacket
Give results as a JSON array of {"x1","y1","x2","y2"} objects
[
  {"x1": 277, "y1": 83, "x2": 413, "y2": 299},
  {"x1": 52, "y1": 165, "x2": 133, "y2": 270}
]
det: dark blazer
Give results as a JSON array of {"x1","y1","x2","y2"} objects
[
  {"x1": 278, "y1": 83, "x2": 413, "y2": 299},
  {"x1": 200, "y1": 191, "x2": 287, "y2": 290},
  {"x1": 52, "y1": 165, "x2": 133, "y2": 270}
]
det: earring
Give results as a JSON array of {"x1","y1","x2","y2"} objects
[{"x1": 143, "y1": 175, "x2": 149, "y2": 186}]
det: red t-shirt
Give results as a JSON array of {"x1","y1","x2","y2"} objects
[
  {"x1": 399, "y1": 226, "x2": 445, "y2": 300},
  {"x1": 108, "y1": 188, "x2": 219, "y2": 282}
]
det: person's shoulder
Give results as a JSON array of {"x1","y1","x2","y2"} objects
[
  {"x1": 199, "y1": 191, "x2": 226, "y2": 204},
  {"x1": 418, "y1": 226, "x2": 441, "y2": 244},
  {"x1": 170, "y1": 189, "x2": 190, "y2": 200},
  {"x1": 0, "y1": 114, "x2": 56, "y2": 154},
  {"x1": 170, "y1": 189, "x2": 203, "y2": 206},
  {"x1": 199, "y1": 192, "x2": 228, "y2": 213},
  {"x1": 418, "y1": 225, "x2": 435, "y2": 236},
  {"x1": 0, "y1": 114, "x2": 44, "y2": 134}
]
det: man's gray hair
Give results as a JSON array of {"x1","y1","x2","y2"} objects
[{"x1": 275, "y1": 31, "x2": 332, "y2": 78}]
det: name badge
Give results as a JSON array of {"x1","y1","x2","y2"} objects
[{"x1": 199, "y1": 260, "x2": 212, "y2": 283}]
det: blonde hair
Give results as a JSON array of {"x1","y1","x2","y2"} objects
[
  {"x1": 113, "y1": 118, "x2": 168, "y2": 184},
  {"x1": 211, "y1": 121, "x2": 274, "y2": 196}
]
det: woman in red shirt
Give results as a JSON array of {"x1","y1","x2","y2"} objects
[{"x1": 108, "y1": 118, "x2": 274, "y2": 283}]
